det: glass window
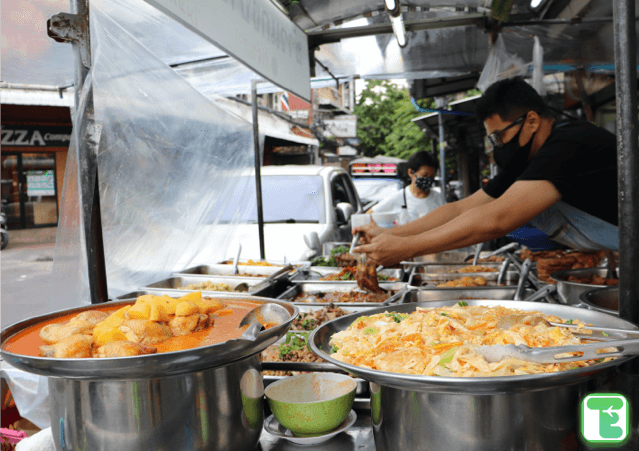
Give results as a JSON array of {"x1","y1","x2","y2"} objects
[
  {"x1": 207, "y1": 175, "x2": 326, "y2": 224},
  {"x1": 353, "y1": 178, "x2": 402, "y2": 204}
]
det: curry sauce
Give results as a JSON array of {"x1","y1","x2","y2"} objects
[{"x1": 3, "y1": 299, "x2": 263, "y2": 358}]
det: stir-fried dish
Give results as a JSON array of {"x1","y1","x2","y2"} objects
[
  {"x1": 329, "y1": 304, "x2": 613, "y2": 377},
  {"x1": 456, "y1": 266, "x2": 498, "y2": 273},
  {"x1": 436, "y1": 277, "x2": 489, "y2": 288},
  {"x1": 3, "y1": 293, "x2": 262, "y2": 359},
  {"x1": 181, "y1": 281, "x2": 248, "y2": 292},
  {"x1": 222, "y1": 259, "x2": 281, "y2": 267},
  {"x1": 292, "y1": 291, "x2": 391, "y2": 303},
  {"x1": 320, "y1": 266, "x2": 397, "y2": 282},
  {"x1": 292, "y1": 304, "x2": 350, "y2": 331}
]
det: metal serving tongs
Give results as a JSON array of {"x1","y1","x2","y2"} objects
[
  {"x1": 232, "y1": 243, "x2": 242, "y2": 275},
  {"x1": 513, "y1": 258, "x2": 532, "y2": 301},
  {"x1": 475, "y1": 337, "x2": 639, "y2": 364},
  {"x1": 466, "y1": 242, "x2": 519, "y2": 264},
  {"x1": 349, "y1": 232, "x2": 361, "y2": 254},
  {"x1": 494, "y1": 312, "x2": 639, "y2": 341}
]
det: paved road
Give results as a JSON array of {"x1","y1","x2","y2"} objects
[{"x1": 1, "y1": 242, "x2": 55, "y2": 329}]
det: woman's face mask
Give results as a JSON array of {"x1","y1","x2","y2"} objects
[
  {"x1": 493, "y1": 121, "x2": 535, "y2": 174},
  {"x1": 414, "y1": 174, "x2": 435, "y2": 192}
]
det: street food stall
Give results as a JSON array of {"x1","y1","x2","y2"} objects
[{"x1": 2, "y1": 1, "x2": 638, "y2": 450}]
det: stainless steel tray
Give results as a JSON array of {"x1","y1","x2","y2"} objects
[
  {"x1": 400, "y1": 287, "x2": 539, "y2": 303},
  {"x1": 140, "y1": 276, "x2": 273, "y2": 296},
  {"x1": 1, "y1": 297, "x2": 298, "y2": 380},
  {"x1": 292, "y1": 266, "x2": 404, "y2": 283},
  {"x1": 174, "y1": 264, "x2": 301, "y2": 280},
  {"x1": 408, "y1": 263, "x2": 508, "y2": 274},
  {"x1": 277, "y1": 282, "x2": 408, "y2": 307},
  {"x1": 408, "y1": 271, "x2": 519, "y2": 287},
  {"x1": 401, "y1": 251, "x2": 500, "y2": 265}
]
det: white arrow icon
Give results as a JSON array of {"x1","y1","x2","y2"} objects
[{"x1": 604, "y1": 406, "x2": 615, "y2": 417}]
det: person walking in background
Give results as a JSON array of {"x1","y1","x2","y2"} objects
[{"x1": 368, "y1": 151, "x2": 445, "y2": 223}]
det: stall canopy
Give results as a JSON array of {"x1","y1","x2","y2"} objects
[{"x1": 4, "y1": 1, "x2": 638, "y2": 92}]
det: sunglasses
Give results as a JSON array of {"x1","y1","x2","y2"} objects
[{"x1": 486, "y1": 114, "x2": 527, "y2": 148}]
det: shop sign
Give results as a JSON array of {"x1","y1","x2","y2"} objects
[
  {"x1": 26, "y1": 170, "x2": 56, "y2": 196},
  {"x1": 1, "y1": 126, "x2": 72, "y2": 147},
  {"x1": 323, "y1": 116, "x2": 357, "y2": 138},
  {"x1": 144, "y1": 0, "x2": 311, "y2": 102}
]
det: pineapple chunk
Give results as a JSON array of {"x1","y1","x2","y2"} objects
[{"x1": 175, "y1": 301, "x2": 199, "y2": 317}]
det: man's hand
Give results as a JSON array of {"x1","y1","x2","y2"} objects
[
  {"x1": 353, "y1": 217, "x2": 385, "y2": 244},
  {"x1": 353, "y1": 234, "x2": 411, "y2": 267}
]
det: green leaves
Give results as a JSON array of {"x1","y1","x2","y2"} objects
[
  {"x1": 277, "y1": 332, "x2": 310, "y2": 360},
  {"x1": 385, "y1": 312, "x2": 408, "y2": 323}
]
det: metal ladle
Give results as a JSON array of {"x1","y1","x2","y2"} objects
[{"x1": 238, "y1": 303, "x2": 291, "y2": 341}]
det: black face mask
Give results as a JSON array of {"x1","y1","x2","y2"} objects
[
  {"x1": 414, "y1": 175, "x2": 435, "y2": 192},
  {"x1": 493, "y1": 123, "x2": 534, "y2": 174}
]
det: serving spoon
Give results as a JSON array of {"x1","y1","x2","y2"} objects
[{"x1": 238, "y1": 303, "x2": 291, "y2": 340}]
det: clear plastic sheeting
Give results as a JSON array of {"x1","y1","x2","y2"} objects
[
  {"x1": 49, "y1": 0, "x2": 260, "y2": 306},
  {"x1": 476, "y1": 34, "x2": 528, "y2": 93}
]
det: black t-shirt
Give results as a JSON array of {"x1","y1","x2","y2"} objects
[{"x1": 483, "y1": 121, "x2": 618, "y2": 226}]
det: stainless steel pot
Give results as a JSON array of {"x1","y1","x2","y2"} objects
[
  {"x1": 49, "y1": 355, "x2": 264, "y2": 451},
  {"x1": 579, "y1": 286, "x2": 619, "y2": 316},
  {"x1": 1, "y1": 297, "x2": 298, "y2": 451},
  {"x1": 309, "y1": 300, "x2": 639, "y2": 451},
  {"x1": 550, "y1": 267, "x2": 614, "y2": 305}
]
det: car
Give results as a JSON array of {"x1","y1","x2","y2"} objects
[
  {"x1": 202, "y1": 165, "x2": 363, "y2": 262},
  {"x1": 352, "y1": 177, "x2": 404, "y2": 211}
]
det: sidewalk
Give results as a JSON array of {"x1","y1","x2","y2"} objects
[{"x1": 6, "y1": 227, "x2": 57, "y2": 249}]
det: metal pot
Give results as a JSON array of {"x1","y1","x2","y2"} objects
[
  {"x1": 1, "y1": 297, "x2": 298, "y2": 451},
  {"x1": 550, "y1": 267, "x2": 614, "y2": 305},
  {"x1": 579, "y1": 286, "x2": 619, "y2": 316},
  {"x1": 310, "y1": 300, "x2": 639, "y2": 451}
]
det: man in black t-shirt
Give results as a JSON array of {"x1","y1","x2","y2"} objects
[{"x1": 353, "y1": 78, "x2": 619, "y2": 266}]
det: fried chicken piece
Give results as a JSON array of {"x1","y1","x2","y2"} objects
[
  {"x1": 71, "y1": 310, "x2": 109, "y2": 325},
  {"x1": 94, "y1": 340, "x2": 157, "y2": 358},
  {"x1": 118, "y1": 319, "x2": 173, "y2": 346},
  {"x1": 168, "y1": 314, "x2": 214, "y2": 336},
  {"x1": 355, "y1": 255, "x2": 386, "y2": 294},
  {"x1": 40, "y1": 321, "x2": 95, "y2": 344},
  {"x1": 334, "y1": 252, "x2": 358, "y2": 267},
  {"x1": 39, "y1": 334, "x2": 93, "y2": 358}
]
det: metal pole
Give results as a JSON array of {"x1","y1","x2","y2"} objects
[
  {"x1": 438, "y1": 113, "x2": 446, "y2": 197},
  {"x1": 251, "y1": 79, "x2": 266, "y2": 260},
  {"x1": 613, "y1": 0, "x2": 639, "y2": 326},
  {"x1": 69, "y1": 0, "x2": 109, "y2": 304}
]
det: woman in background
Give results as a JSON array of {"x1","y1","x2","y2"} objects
[{"x1": 368, "y1": 151, "x2": 446, "y2": 222}]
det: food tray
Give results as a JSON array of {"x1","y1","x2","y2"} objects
[
  {"x1": 292, "y1": 266, "x2": 404, "y2": 283},
  {"x1": 174, "y1": 264, "x2": 301, "y2": 280},
  {"x1": 400, "y1": 287, "x2": 540, "y2": 303},
  {"x1": 401, "y1": 250, "x2": 500, "y2": 266},
  {"x1": 277, "y1": 282, "x2": 408, "y2": 307},
  {"x1": 140, "y1": 276, "x2": 273, "y2": 296},
  {"x1": 408, "y1": 269, "x2": 520, "y2": 287},
  {"x1": 408, "y1": 263, "x2": 509, "y2": 274}
]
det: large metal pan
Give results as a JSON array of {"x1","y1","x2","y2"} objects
[
  {"x1": 277, "y1": 282, "x2": 408, "y2": 307},
  {"x1": 400, "y1": 287, "x2": 538, "y2": 303},
  {"x1": 173, "y1": 263, "x2": 301, "y2": 280},
  {"x1": 309, "y1": 300, "x2": 638, "y2": 451},
  {"x1": 1, "y1": 297, "x2": 298, "y2": 380},
  {"x1": 579, "y1": 286, "x2": 619, "y2": 316},
  {"x1": 401, "y1": 250, "x2": 500, "y2": 265},
  {"x1": 550, "y1": 267, "x2": 617, "y2": 305},
  {"x1": 140, "y1": 275, "x2": 273, "y2": 297}
]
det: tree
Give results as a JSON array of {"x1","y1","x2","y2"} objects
[
  {"x1": 353, "y1": 80, "x2": 408, "y2": 157},
  {"x1": 353, "y1": 80, "x2": 435, "y2": 159}
]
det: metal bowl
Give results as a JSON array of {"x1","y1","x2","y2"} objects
[
  {"x1": 579, "y1": 286, "x2": 619, "y2": 316},
  {"x1": 550, "y1": 267, "x2": 614, "y2": 305},
  {"x1": 1, "y1": 296, "x2": 298, "y2": 380},
  {"x1": 309, "y1": 300, "x2": 638, "y2": 451}
]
